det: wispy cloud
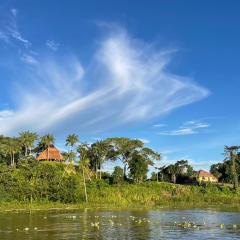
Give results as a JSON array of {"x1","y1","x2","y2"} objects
[
  {"x1": 158, "y1": 120, "x2": 210, "y2": 136},
  {"x1": 20, "y1": 54, "x2": 38, "y2": 65},
  {"x1": 153, "y1": 123, "x2": 167, "y2": 128},
  {"x1": 46, "y1": 40, "x2": 60, "y2": 51},
  {"x1": 137, "y1": 138, "x2": 150, "y2": 144},
  {"x1": 10, "y1": 8, "x2": 18, "y2": 17},
  {"x1": 0, "y1": 26, "x2": 209, "y2": 135},
  {"x1": 0, "y1": 8, "x2": 31, "y2": 47}
]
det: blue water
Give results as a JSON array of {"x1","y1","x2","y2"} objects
[{"x1": 0, "y1": 209, "x2": 240, "y2": 239}]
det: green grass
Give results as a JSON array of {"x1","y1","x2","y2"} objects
[{"x1": 1, "y1": 182, "x2": 240, "y2": 211}]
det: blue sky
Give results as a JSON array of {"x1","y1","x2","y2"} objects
[{"x1": 0, "y1": 0, "x2": 240, "y2": 171}]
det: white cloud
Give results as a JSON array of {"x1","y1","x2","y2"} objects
[
  {"x1": 46, "y1": 40, "x2": 60, "y2": 51},
  {"x1": 137, "y1": 138, "x2": 150, "y2": 144},
  {"x1": 0, "y1": 8, "x2": 31, "y2": 49},
  {"x1": 153, "y1": 123, "x2": 167, "y2": 128},
  {"x1": 0, "y1": 110, "x2": 14, "y2": 121},
  {"x1": 0, "y1": 27, "x2": 209, "y2": 135},
  {"x1": 10, "y1": 8, "x2": 17, "y2": 17},
  {"x1": 159, "y1": 120, "x2": 210, "y2": 136},
  {"x1": 20, "y1": 54, "x2": 38, "y2": 65}
]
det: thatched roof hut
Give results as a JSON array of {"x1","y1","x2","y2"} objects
[{"x1": 36, "y1": 145, "x2": 63, "y2": 161}]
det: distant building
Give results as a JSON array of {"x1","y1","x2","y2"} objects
[
  {"x1": 196, "y1": 170, "x2": 218, "y2": 183},
  {"x1": 36, "y1": 145, "x2": 64, "y2": 161}
]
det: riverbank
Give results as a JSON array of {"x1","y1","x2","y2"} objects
[{"x1": 1, "y1": 182, "x2": 240, "y2": 212}]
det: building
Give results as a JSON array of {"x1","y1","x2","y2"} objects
[
  {"x1": 196, "y1": 170, "x2": 218, "y2": 183},
  {"x1": 36, "y1": 145, "x2": 64, "y2": 161}
]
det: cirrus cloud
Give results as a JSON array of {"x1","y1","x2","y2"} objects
[{"x1": 0, "y1": 27, "x2": 209, "y2": 135}]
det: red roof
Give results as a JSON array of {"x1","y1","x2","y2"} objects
[
  {"x1": 197, "y1": 170, "x2": 217, "y2": 179},
  {"x1": 36, "y1": 145, "x2": 63, "y2": 161}
]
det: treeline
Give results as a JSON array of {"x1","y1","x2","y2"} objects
[
  {"x1": 0, "y1": 131, "x2": 240, "y2": 204},
  {"x1": 152, "y1": 160, "x2": 195, "y2": 184},
  {"x1": 210, "y1": 146, "x2": 240, "y2": 187},
  {"x1": 0, "y1": 132, "x2": 162, "y2": 203},
  {"x1": 0, "y1": 132, "x2": 161, "y2": 182}
]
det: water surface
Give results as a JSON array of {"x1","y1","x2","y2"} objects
[{"x1": 0, "y1": 209, "x2": 240, "y2": 239}]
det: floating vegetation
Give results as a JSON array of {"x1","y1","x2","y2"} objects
[{"x1": 91, "y1": 222, "x2": 100, "y2": 230}]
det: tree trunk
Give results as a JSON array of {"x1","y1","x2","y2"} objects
[
  {"x1": 12, "y1": 153, "x2": 15, "y2": 166},
  {"x1": 99, "y1": 163, "x2": 101, "y2": 180},
  {"x1": 124, "y1": 164, "x2": 127, "y2": 180},
  {"x1": 231, "y1": 152, "x2": 238, "y2": 190},
  {"x1": 172, "y1": 174, "x2": 176, "y2": 184},
  {"x1": 10, "y1": 154, "x2": 13, "y2": 166},
  {"x1": 82, "y1": 166, "x2": 88, "y2": 202}
]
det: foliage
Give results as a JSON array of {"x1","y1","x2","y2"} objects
[
  {"x1": 111, "y1": 166, "x2": 124, "y2": 184},
  {"x1": 128, "y1": 151, "x2": 149, "y2": 183},
  {"x1": 158, "y1": 160, "x2": 194, "y2": 184}
]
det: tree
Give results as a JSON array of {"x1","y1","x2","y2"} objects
[
  {"x1": 65, "y1": 134, "x2": 79, "y2": 148},
  {"x1": 78, "y1": 144, "x2": 90, "y2": 202},
  {"x1": 157, "y1": 160, "x2": 194, "y2": 184},
  {"x1": 128, "y1": 151, "x2": 149, "y2": 183},
  {"x1": 1, "y1": 138, "x2": 21, "y2": 166},
  {"x1": 210, "y1": 161, "x2": 235, "y2": 183},
  {"x1": 106, "y1": 138, "x2": 144, "y2": 179},
  {"x1": 88, "y1": 140, "x2": 115, "y2": 179},
  {"x1": 19, "y1": 131, "x2": 38, "y2": 156},
  {"x1": 111, "y1": 166, "x2": 124, "y2": 184},
  {"x1": 224, "y1": 146, "x2": 240, "y2": 190},
  {"x1": 40, "y1": 134, "x2": 55, "y2": 147},
  {"x1": 65, "y1": 134, "x2": 79, "y2": 163}
]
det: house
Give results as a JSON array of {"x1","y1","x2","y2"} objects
[
  {"x1": 196, "y1": 170, "x2": 218, "y2": 183},
  {"x1": 36, "y1": 145, "x2": 64, "y2": 161}
]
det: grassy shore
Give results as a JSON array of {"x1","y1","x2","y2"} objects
[{"x1": 1, "y1": 182, "x2": 240, "y2": 211}]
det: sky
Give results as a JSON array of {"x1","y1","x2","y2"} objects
[{"x1": 0, "y1": 0, "x2": 240, "y2": 172}]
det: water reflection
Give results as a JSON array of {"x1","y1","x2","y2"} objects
[{"x1": 0, "y1": 209, "x2": 240, "y2": 239}]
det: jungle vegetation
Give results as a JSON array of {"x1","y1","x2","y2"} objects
[{"x1": 0, "y1": 132, "x2": 239, "y2": 207}]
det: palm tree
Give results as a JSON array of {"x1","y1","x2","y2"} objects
[
  {"x1": 2, "y1": 137, "x2": 21, "y2": 166},
  {"x1": 65, "y1": 134, "x2": 79, "y2": 149},
  {"x1": 19, "y1": 131, "x2": 38, "y2": 156},
  {"x1": 78, "y1": 144, "x2": 90, "y2": 202},
  {"x1": 65, "y1": 134, "x2": 79, "y2": 162},
  {"x1": 40, "y1": 134, "x2": 55, "y2": 160}
]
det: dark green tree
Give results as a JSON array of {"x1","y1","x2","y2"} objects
[
  {"x1": 111, "y1": 166, "x2": 124, "y2": 184},
  {"x1": 19, "y1": 131, "x2": 38, "y2": 156},
  {"x1": 224, "y1": 146, "x2": 240, "y2": 190}
]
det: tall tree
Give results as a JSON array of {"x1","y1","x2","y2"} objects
[
  {"x1": 78, "y1": 144, "x2": 91, "y2": 202},
  {"x1": 19, "y1": 131, "x2": 38, "y2": 156},
  {"x1": 40, "y1": 134, "x2": 55, "y2": 147},
  {"x1": 65, "y1": 134, "x2": 79, "y2": 149},
  {"x1": 224, "y1": 145, "x2": 240, "y2": 190},
  {"x1": 128, "y1": 151, "x2": 149, "y2": 183},
  {"x1": 88, "y1": 140, "x2": 115, "y2": 179},
  {"x1": 65, "y1": 134, "x2": 79, "y2": 163},
  {"x1": 1, "y1": 137, "x2": 21, "y2": 166},
  {"x1": 106, "y1": 138, "x2": 144, "y2": 179},
  {"x1": 111, "y1": 166, "x2": 124, "y2": 184}
]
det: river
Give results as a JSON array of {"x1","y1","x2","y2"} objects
[{"x1": 0, "y1": 208, "x2": 240, "y2": 239}]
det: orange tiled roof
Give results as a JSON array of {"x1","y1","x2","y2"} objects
[
  {"x1": 197, "y1": 170, "x2": 217, "y2": 179},
  {"x1": 36, "y1": 145, "x2": 63, "y2": 161}
]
